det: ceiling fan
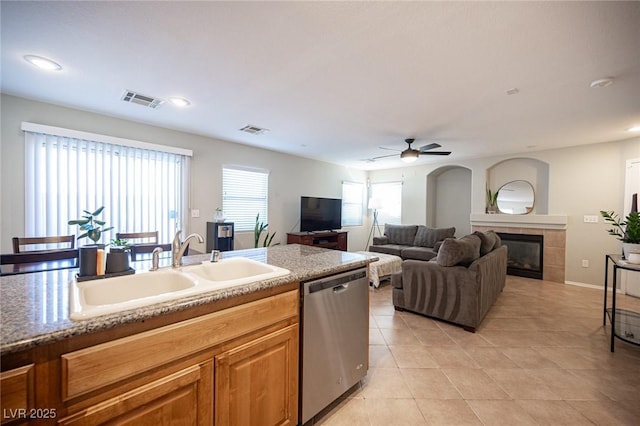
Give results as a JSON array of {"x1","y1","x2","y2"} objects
[{"x1": 368, "y1": 138, "x2": 451, "y2": 163}]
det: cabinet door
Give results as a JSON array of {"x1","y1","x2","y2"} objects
[
  {"x1": 215, "y1": 325, "x2": 298, "y2": 426},
  {"x1": 0, "y1": 365, "x2": 34, "y2": 425},
  {"x1": 58, "y1": 362, "x2": 212, "y2": 426}
]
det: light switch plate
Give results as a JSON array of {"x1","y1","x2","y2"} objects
[
  {"x1": 191, "y1": 209, "x2": 200, "y2": 218},
  {"x1": 583, "y1": 215, "x2": 598, "y2": 223}
]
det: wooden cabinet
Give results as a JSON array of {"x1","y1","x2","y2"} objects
[
  {"x1": 0, "y1": 364, "x2": 34, "y2": 425},
  {"x1": 1, "y1": 287, "x2": 299, "y2": 425},
  {"x1": 215, "y1": 325, "x2": 299, "y2": 426},
  {"x1": 58, "y1": 362, "x2": 212, "y2": 426},
  {"x1": 287, "y1": 231, "x2": 347, "y2": 251}
]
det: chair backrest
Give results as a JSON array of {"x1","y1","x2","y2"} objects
[
  {"x1": 12, "y1": 235, "x2": 75, "y2": 253},
  {"x1": 115, "y1": 231, "x2": 158, "y2": 244},
  {"x1": 116, "y1": 231, "x2": 161, "y2": 261},
  {"x1": 1, "y1": 249, "x2": 79, "y2": 265}
]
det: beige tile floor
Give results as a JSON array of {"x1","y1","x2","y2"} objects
[{"x1": 313, "y1": 276, "x2": 640, "y2": 425}]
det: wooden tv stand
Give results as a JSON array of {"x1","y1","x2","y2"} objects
[{"x1": 286, "y1": 231, "x2": 347, "y2": 251}]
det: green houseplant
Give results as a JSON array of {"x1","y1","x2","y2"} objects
[
  {"x1": 600, "y1": 210, "x2": 640, "y2": 258},
  {"x1": 68, "y1": 206, "x2": 114, "y2": 276},
  {"x1": 106, "y1": 238, "x2": 131, "y2": 274},
  {"x1": 486, "y1": 188, "x2": 499, "y2": 213},
  {"x1": 254, "y1": 213, "x2": 278, "y2": 248}
]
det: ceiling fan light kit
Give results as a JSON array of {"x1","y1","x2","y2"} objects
[{"x1": 400, "y1": 149, "x2": 419, "y2": 162}]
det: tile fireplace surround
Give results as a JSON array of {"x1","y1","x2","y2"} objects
[{"x1": 471, "y1": 214, "x2": 567, "y2": 283}]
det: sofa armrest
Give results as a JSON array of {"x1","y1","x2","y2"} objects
[
  {"x1": 372, "y1": 236, "x2": 389, "y2": 245},
  {"x1": 391, "y1": 271, "x2": 403, "y2": 289}
]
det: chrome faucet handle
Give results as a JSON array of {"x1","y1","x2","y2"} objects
[
  {"x1": 210, "y1": 250, "x2": 221, "y2": 263},
  {"x1": 150, "y1": 247, "x2": 163, "y2": 271}
]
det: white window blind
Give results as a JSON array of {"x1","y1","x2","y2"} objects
[
  {"x1": 222, "y1": 166, "x2": 269, "y2": 232},
  {"x1": 23, "y1": 124, "x2": 190, "y2": 245},
  {"x1": 341, "y1": 181, "x2": 364, "y2": 226},
  {"x1": 370, "y1": 181, "x2": 402, "y2": 225}
]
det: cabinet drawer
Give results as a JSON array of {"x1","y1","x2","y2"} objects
[
  {"x1": 62, "y1": 290, "x2": 298, "y2": 400},
  {"x1": 0, "y1": 364, "x2": 34, "y2": 425}
]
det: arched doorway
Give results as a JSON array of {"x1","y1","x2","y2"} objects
[{"x1": 427, "y1": 166, "x2": 472, "y2": 237}]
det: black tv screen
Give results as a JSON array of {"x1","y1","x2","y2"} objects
[{"x1": 300, "y1": 196, "x2": 342, "y2": 232}]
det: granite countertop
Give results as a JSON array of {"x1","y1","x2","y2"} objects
[{"x1": 0, "y1": 244, "x2": 376, "y2": 355}]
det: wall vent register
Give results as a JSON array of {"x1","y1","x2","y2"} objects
[{"x1": 121, "y1": 90, "x2": 164, "y2": 109}]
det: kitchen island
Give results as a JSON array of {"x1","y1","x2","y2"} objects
[{"x1": 0, "y1": 244, "x2": 375, "y2": 425}]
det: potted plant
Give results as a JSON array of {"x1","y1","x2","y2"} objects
[
  {"x1": 68, "y1": 206, "x2": 113, "y2": 276},
  {"x1": 106, "y1": 238, "x2": 132, "y2": 274},
  {"x1": 486, "y1": 188, "x2": 499, "y2": 214},
  {"x1": 600, "y1": 210, "x2": 640, "y2": 259},
  {"x1": 254, "y1": 213, "x2": 279, "y2": 247},
  {"x1": 215, "y1": 207, "x2": 225, "y2": 223}
]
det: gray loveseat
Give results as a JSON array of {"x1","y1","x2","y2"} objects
[
  {"x1": 391, "y1": 230, "x2": 507, "y2": 332},
  {"x1": 369, "y1": 224, "x2": 456, "y2": 261}
]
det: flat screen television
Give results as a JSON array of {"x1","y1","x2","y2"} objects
[{"x1": 300, "y1": 196, "x2": 342, "y2": 232}]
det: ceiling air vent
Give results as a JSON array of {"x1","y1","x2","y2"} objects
[
  {"x1": 239, "y1": 124, "x2": 269, "y2": 135},
  {"x1": 121, "y1": 90, "x2": 164, "y2": 109}
]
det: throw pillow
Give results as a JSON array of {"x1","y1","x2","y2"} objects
[
  {"x1": 473, "y1": 231, "x2": 497, "y2": 256},
  {"x1": 436, "y1": 234, "x2": 481, "y2": 267},
  {"x1": 485, "y1": 230, "x2": 501, "y2": 249}
]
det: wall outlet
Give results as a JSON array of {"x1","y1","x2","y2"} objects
[
  {"x1": 583, "y1": 215, "x2": 599, "y2": 223},
  {"x1": 582, "y1": 259, "x2": 589, "y2": 267},
  {"x1": 191, "y1": 209, "x2": 200, "y2": 218}
]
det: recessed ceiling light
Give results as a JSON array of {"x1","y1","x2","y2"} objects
[
  {"x1": 24, "y1": 55, "x2": 62, "y2": 71},
  {"x1": 628, "y1": 125, "x2": 640, "y2": 132},
  {"x1": 168, "y1": 97, "x2": 191, "y2": 107},
  {"x1": 589, "y1": 77, "x2": 614, "y2": 88}
]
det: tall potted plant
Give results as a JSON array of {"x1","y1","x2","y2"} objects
[
  {"x1": 600, "y1": 210, "x2": 640, "y2": 259},
  {"x1": 68, "y1": 206, "x2": 113, "y2": 276}
]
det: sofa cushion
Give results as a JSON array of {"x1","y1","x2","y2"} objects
[
  {"x1": 414, "y1": 226, "x2": 456, "y2": 247},
  {"x1": 400, "y1": 246, "x2": 438, "y2": 261},
  {"x1": 473, "y1": 231, "x2": 497, "y2": 256},
  {"x1": 369, "y1": 244, "x2": 405, "y2": 257},
  {"x1": 436, "y1": 234, "x2": 482, "y2": 267},
  {"x1": 384, "y1": 224, "x2": 418, "y2": 245}
]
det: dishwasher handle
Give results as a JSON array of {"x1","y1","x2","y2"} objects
[
  {"x1": 306, "y1": 269, "x2": 366, "y2": 294},
  {"x1": 333, "y1": 284, "x2": 349, "y2": 294}
]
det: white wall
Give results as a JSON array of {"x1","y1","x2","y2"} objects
[
  {"x1": 368, "y1": 138, "x2": 640, "y2": 286},
  {"x1": 0, "y1": 95, "x2": 369, "y2": 253}
]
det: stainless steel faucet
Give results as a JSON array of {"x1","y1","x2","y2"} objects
[
  {"x1": 172, "y1": 230, "x2": 204, "y2": 268},
  {"x1": 150, "y1": 246, "x2": 163, "y2": 271}
]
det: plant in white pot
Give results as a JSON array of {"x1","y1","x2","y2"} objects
[{"x1": 600, "y1": 210, "x2": 640, "y2": 260}]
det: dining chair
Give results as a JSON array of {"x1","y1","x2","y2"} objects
[
  {"x1": 116, "y1": 231, "x2": 166, "y2": 261},
  {"x1": 12, "y1": 235, "x2": 76, "y2": 253}
]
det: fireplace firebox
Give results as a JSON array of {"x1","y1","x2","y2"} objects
[{"x1": 497, "y1": 233, "x2": 544, "y2": 280}]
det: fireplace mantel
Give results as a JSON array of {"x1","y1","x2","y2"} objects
[{"x1": 470, "y1": 213, "x2": 568, "y2": 230}]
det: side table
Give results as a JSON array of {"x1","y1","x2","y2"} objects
[{"x1": 603, "y1": 254, "x2": 640, "y2": 352}]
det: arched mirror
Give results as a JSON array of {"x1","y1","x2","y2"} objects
[{"x1": 496, "y1": 180, "x2": 534, "y2": 214}]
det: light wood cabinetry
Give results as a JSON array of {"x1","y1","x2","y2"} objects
[
  {"x1": 215, "y1": 324, "x2": 298, "y2": 426},
  {"x1": 1, "y1": 286, "x2": 299, "y2": 425}
]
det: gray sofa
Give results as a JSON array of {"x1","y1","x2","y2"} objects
[
  {"x1": 391, "y1": 231, "x2": 507, "y2": 332},
  {"x1": 369, "y1": 224, "x2": 456, "y2": 261}
]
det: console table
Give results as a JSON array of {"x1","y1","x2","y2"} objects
[
  {"x1": 603, "y1": 254, "x2": 640, "y2": 352},
  {"x1": 286, "y1": 231, "x2": 347, "y2": 251}
]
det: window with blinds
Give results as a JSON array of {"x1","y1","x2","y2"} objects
[
  {"x1": 22, "y1": 123, "x2": 191, "y2": 245},
  {"x1": 222, "y1": 166, "x2": 269, "y2": 232},
  {"x1": 370, "y1": 181, "x2": 402, "y2": 224},
  {"x1": 341, "y1": 181, "x2": 364, "y2": 226}
]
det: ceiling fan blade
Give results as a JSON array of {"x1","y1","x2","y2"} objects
[
  {"x1": 378, "y1": 146, "x2": 401, "y2": 152},
  {"x1": 368, "y1": 153, "x2": 398, "y2": 160},
  {"x1": 420, "y1": 151, "x2": 452, "y2": 156},
  {"x1": 418, "y1": 142, "x2": 442, "y2": 152}
]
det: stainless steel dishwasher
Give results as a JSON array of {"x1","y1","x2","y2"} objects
[{"x1": 300, "y1": 267, "x2": 369, "y2": 424}]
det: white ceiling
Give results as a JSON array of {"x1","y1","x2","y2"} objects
[{"x1": 2, "y1": 1, "x2": 639, "y2": 170}]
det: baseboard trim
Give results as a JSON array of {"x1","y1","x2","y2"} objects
[{"x1": 565, "y1": 280, "x2": 624, "y2": 293}]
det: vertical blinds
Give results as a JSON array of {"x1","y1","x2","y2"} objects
[
  {"x1": 222, "y1": 166, "x2": 269, "y2": 232},
  {"x1": 23, "y1": 127, "x2": 189, "y2": 245},
  {"x1": 341, "y1": 181, "x2": 364, "y2": 226}
]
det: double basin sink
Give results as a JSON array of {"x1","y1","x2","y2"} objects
[{"x1": 70, "y1": 257, "x2": 291, "y2": 320}]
